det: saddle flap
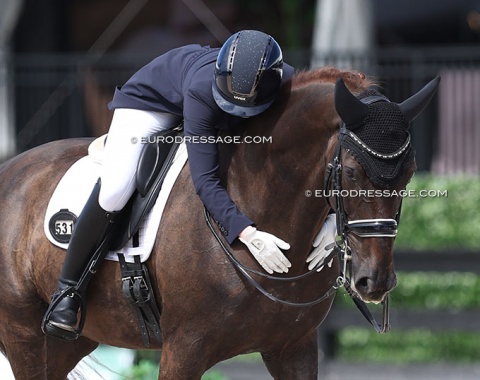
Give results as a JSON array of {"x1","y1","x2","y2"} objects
[
  {"x1": 136, "y1": 127, "x2": 183, "y2": 196},
  {"x1": 110, "y1": 125, "x2": 184, "y2": 250}
]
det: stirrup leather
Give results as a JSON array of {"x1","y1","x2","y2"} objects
[{"x1": 118, "y1": 253, "x2": 162, "y2": 347}]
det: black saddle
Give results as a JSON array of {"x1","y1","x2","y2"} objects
[{"x1": 110, "y1": 124, "x2": 184, "y2": 250}]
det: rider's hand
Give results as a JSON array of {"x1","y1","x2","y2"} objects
[
  {"x1": 306, "y1": 214, "x2": 337, "y2": 272},
  {"x1": 239, "y1": 226, "x2": 291, "y2": 274}
]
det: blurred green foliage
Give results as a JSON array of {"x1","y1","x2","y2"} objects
[
  {"x1": 121, "y1": 360, "x2": 159, "y2": 380},
  {"x1": 336, "y1": 272, "x2": 480, "y2": 309},
  {"x1": 339, "y1": 328, "x2": 480, "y2": 363},
  {"x1": 121, "y1": 360, "x2": 228, "y2": 380},
  {"x1": 393, "y1": 271, "x2": 480, "y2": 309},
  {"x1": 337, "y1": 173, "x2": 480, "y2": 363},
  {"x1": 336, "y1": 171, "x2": 480, "y2": 365},
  {"x1": 336, "y1": 270, "x2": 480, "y2": 363},
  {"x1": 395, "y1": 174, "x2": 480, "y2": 250}
]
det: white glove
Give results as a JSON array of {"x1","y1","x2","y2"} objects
[
  {"x1": 239, "y1": 227, "x2": 291, "y2": 274},
  {"x1": 306, "y1": 214, "x2": 337, "y2": 272}
]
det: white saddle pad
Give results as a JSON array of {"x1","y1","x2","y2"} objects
[{"x1": 44, "y1": 138, "x2": 188, "y2": 263}]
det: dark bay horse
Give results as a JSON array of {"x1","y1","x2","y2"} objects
[{"x1": 0, "y1": 67, "x2": 438, "y2": 379}]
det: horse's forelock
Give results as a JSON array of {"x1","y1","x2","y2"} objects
[{"x1": 291, "y1": 67, "x2": 376, "y2": 93}]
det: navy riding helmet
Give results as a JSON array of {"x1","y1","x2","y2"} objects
[{"x1": 212, "y1": 30, "x2": 284, "y2": 118}]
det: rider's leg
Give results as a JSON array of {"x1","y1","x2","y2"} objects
[
  {"x1": 44, "y1": 109, "x2": 181, "y2": 339},
  {"x1": 47, "y1": 180, "x2": 118, "y2": 333},
  {"x1": 98, "y1": 109, "x2": 181, "y2": 211}
]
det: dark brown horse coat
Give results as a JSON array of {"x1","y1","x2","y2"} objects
[{"x1": 0, "y1": 67, "x2": 426, "y2": 379}]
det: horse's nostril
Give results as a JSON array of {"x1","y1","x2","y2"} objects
[
  {"x1": 354, "y1": 273, "x2": 396, "y2": 303},
  {"x1": 356, "y1": 277, "x2": 370, "y2": 291}
]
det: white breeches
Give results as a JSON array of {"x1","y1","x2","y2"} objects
[{"x1": 98, "y1": 108, "x2": 181, "y2": 212}]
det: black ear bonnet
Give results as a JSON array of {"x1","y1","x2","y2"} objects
[
  {"x1": 334, "y1": 77, "x2": 440, "y2": 188},
  {"x1": 339, "y1": 90, "x2": 414, "y2": 188}
]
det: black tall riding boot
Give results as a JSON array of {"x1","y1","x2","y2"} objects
[{"x1": 43, "y1": 180, "x2": 119, "y2": 339}]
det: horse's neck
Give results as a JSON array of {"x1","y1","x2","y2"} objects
[{"x1": 224, "y1": 85, "x2": 339, "y2": 261}]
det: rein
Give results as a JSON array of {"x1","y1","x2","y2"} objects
[{"x1": 204, "y1": 207, "x2": 342, "y2": 307}]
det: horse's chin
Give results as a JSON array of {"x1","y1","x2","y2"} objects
[{"x1": 364, "y1": 298, "x2": 383, "y2": 305}]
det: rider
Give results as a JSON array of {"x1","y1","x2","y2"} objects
[{"x1": 43, "y1": 30, "x2": 337, "y2": 339}]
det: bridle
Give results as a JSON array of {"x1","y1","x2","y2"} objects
[
  {"x1": 323, "y1": 125, "x2": 404, "y2": 252},
  {"x1": 205, "y1": 96, "x2": 408, "y2": 333},
  {"x1": 323, "y1": 129, "x2": 402, "y2": 333},
  {"x1": 323, "y1": 95, "x2": 408, "y2": 333},
  {"x1": 324, "y1": 95, "x2": 404, "y2": 244},
  {"x1": 324, "y1": 133, "x2": 402, "y2": 239}
]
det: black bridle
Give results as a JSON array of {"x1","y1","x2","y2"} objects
[
  {"x1": 323, "y1": 125, "x2": 404, "y2": 246},
  {"x1": 322, "y1": 94, "x2": 408, "y2": 333},
  {"x1": 323, "y1": 123, "x2": 404, "y2": 333}
]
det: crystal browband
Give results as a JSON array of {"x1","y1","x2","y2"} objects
[{"x1": 344, "y1": 129, "x2": 411, "y2": 160}]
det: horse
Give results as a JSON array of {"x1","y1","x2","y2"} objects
[{"x1": 0, "y1": 67, "x2": 439, "y2": 379}]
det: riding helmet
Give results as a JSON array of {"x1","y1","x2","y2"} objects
[{"x1": 212, "y1": 30, "x2": 284, "y2": 117}]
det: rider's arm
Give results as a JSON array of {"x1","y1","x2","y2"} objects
[
  {"x1": 183, "y1": 91, "x2": 254, "y2": 244},
  {"x1": 183, "y1": 73, "x2": 292, "y2": 274}
]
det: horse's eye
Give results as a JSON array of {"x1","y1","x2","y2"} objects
[{"x1": 344, "y1": 167, "x2": 356, "y2": 180}]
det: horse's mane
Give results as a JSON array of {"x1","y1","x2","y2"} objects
[{"x1": 291, "y1": 66, "x2": 377, "y2": 94}]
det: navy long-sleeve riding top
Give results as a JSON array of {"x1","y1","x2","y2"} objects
[{"x1": 108, "y1": 44, "x2": 294, "y2": 244}]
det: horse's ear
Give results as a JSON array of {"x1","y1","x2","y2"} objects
[
  {"x1": 398, "y1": 76, "x2": 441, "y2": 123},
  {"x1": 334, "y1": 78, "x2": 369, "y2": 128}
]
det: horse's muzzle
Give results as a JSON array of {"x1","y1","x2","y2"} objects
[{"x1": 351, "y1": 269, "x2": 397, "y2": 304}]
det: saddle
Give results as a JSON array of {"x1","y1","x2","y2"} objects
[
  {"x1": 111, "y1": 125, "x2": 184, "y2": 251},
  {"x1": 43, "y1": 125, "x2": 184, "y2": 346}
]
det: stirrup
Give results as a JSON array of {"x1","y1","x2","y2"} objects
[
  {"x1": 41, "y1": 286, "x2": 86, "y2": 341},
  {"x1": 43, "y1": 321, "x2": 79, "y2": 341}
]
